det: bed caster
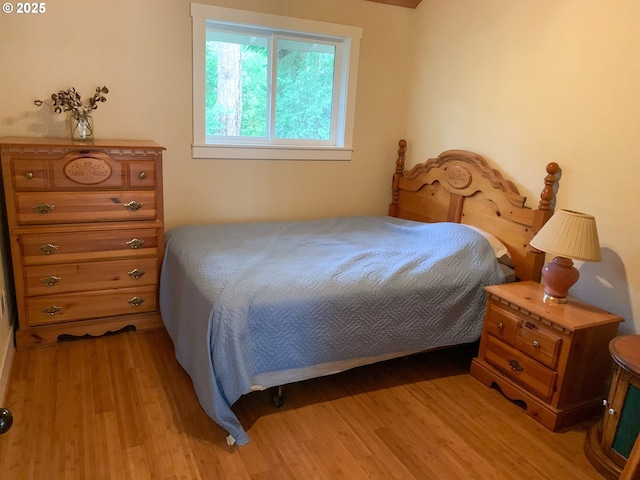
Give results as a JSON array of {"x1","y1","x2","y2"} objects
[
  {"x1": 272, "y1": 386, "x2": 287, "y2": 408},
  {"x1": 0, "y1": 408, "x2": 13, "y2": 434}
]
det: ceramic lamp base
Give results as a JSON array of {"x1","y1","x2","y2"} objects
[{"x1": 541, "y1": 256, "x2": 579, "y2": 304}]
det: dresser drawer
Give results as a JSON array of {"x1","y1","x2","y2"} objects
[
  {"x1": 51, "y1": 151, "x2": 124, "y2": 189},
  {"x1": 128, "y1": 161, "x2": 157, "y2": 188},
  {"x1": 485, "y1": 335, "x2": 557, "y2": 401},
  {"x1": 485, "y1": 301, "x2": 520, "y2": 345},
  {"x1": 24, "y1": 257, "x2": 158, "y2": 295},
  {"x1": 16, "y1": 191, "x2": 157, "y2": 225},
  {"x1": 515, "y1": 321, "x2": 562, "y2": 369},
  {"x1": 20, "y1": 228, "x2": 160, "y2": 266},
  {"x1": 11, "y1": 159, "x2": 48, "y2": 190},
  {"x1": 25, "y1": 286, "x2": 158, "y2": 326}
]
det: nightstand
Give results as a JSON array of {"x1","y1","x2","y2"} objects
[{"x1": 470, "y1": 281, "x2": 623, "y2": 431}]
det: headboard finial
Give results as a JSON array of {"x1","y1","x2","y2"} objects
[
  {"x1": 395, "y1": 139, "x2": 407, "y2": 175},
  {"x1": 539, "y1": 162, "x2": 560, "y2": 212}
]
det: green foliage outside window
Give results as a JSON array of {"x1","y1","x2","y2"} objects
[{"x1": 205, "y1": 39, "x2": 335, "y2": 140}]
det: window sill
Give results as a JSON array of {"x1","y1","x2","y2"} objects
[{"x1": 192, "y1": 144, "x2": 353, "y2": 161}]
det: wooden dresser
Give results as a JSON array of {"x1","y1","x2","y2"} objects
[
  {"x1": 470, "y1": 281, "x2": 623, "y2": 431},
  {"x1": 0, "y1": 137, "x2": 165, "y2": 348}
]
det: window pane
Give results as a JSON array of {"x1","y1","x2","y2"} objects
[
  {"x1": 206, "y1": 29, "x2": 268, "y2": 137},
  {"x1": 275, "y1": 39, "x2": 335, "y2": 140}
]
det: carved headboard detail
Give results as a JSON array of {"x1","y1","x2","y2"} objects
[{"x1": 389, "y1": 139, "x2": 559, "y2": 282}]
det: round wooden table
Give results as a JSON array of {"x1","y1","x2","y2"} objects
[{"x1": 585, "y1": 335, "x2": 640, "y2": 479}]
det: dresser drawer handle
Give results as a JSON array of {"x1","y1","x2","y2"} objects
[
  {"x1": 532, "y1": 340, "x2": 540, "y2": 348},
  {"x1": 38, "y1": 243, "x2": 59, "y2": 255},
  {"x1": 41, "y1": 275, "x2": 61, "y2": 286},
  {"x1": 128, "y1": 296, "x2": 145, "y2": 307},
  {"x1": 139, "y1": 171, "x2": 147, "y2": 180},
  {"x1": 127, "y1": 269, "x2": 146, "y2": 279},
  {"x1": 508, "y1": 359, "x2": 523, "y2": 372},
  {"x1": 496, "y1": 322, "x2": 504, "y2": 330},
  {"x1": 42, "y1": 305, "x2": 62, "y2": 315},
  {"x1": 124, "y1": 200, "x2": 143, "y2": 211},
  {"x1": 33, "y1": 203, "x2": 55, "y2": 214},
  {"x1": 25, "y1": 171, "x2": 34, "y2": 179},
  {"x1": 126, "y1": 238, "x2": 144, "y2": 249}
]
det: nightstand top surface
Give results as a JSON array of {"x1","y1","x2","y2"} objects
[{"x1": 485, "y1": 281, "x2": 623, "y2": 331}]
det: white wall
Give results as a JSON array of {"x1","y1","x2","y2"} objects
[
  {"x1": 0, "y1": 0, "x2": 415, "y2": 227},
  {"x1": 407, "y1": 0, "x2": 640, "y2": 334},
  {"x1": 0, "y1": 0, "x2": 415, "y2": 375}
]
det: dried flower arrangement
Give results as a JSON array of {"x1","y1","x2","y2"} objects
[{"x1": 34, "y1": 86, "x2": 109, "y2": 118}]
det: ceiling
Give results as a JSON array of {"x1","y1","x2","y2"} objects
[{"x1": 365, "y1": 0, "x2": 422, "y2": 8}]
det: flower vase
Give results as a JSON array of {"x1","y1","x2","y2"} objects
[{"x1": 70, "y1": 112, "x2": 94, "y2": 141}]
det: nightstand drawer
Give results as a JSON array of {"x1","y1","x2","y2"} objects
[
  {"x1": 515, "y1": 321, "x2": 562, "y2": 369},
  {"x1": 485, "y1": 301, "x2": 519, "y2": 345},
  {"x1": 485, "y1": 335, "x2": 557, "y2": 401}
]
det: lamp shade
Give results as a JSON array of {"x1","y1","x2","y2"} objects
[{"x1": 530, "y1": 209, "x2": 601, "y2": 262}]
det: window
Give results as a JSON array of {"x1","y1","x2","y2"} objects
[{"x1": 191, "y1": 4, "x2": 362, "y2": 160}]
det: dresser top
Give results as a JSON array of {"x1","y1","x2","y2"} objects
[
  {"x1": 0, "y1": 137, "x2": 164, "y2": 150},
  {"x1": 485, "y1": 281, "x2": 624, "y2": 331}
]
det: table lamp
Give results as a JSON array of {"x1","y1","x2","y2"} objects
[{"x1": 529, "y1": 209, "x2": 601, "y2": 303}]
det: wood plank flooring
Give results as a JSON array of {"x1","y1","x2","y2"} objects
[{"x1": 0, "y1": 329, "x2": 605, "y2": 479}]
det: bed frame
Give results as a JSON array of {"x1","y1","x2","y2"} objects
[{"x1": 388, "y1": 139, "x2": 559, "y2": 282}]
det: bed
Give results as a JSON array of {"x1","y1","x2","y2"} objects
[{"x1": 159, "y1": 140, "x2": 559, "y2": 445}]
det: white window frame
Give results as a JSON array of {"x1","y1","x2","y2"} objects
[{"x1": 191, "y1": 3, "x2": 362, "y2": 160}]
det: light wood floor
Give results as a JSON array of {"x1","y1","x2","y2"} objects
[{"x1": 0, "y1": 329, "x2": 605, "y2": 480}]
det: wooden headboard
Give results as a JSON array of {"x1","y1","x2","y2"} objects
[{"x1": 388, "y1": 139, "x2": 559, "y2": 282}]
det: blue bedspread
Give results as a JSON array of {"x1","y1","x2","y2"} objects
[{"x1": 159, "y1": 216, "x2": 504, "y2": 445}]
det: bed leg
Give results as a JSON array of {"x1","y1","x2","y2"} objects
[{"x1": 272, "y1": 385, "x2": 287, "y2": 408}]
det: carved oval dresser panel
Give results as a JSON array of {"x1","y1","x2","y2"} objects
[{"x1": 63, "y1": 153, "x2": 113, "y2": 185}]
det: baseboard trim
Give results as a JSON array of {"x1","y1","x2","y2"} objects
[{"x1": 0, "y1": 326, "x2": 14, "y2": 404}]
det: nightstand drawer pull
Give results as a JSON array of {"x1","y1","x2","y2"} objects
[
  {"x1": 139, "y1": 171, "x2": 146, "y2": 179},
  {"x1": 38, "y1": 243, "x2": 59, "y2": 255},
  {"x1": 128, "y1": 296, "x2": 145, "y2": 306},
  {"x1": 33, "y1": 203, "x2": 55, "y2": 214},
  {"x1": 41, "y1": 275, "x2": 61, "y2": 286},
  {"x1": 25, "y1": 171, "x2": 34, "y2": 179},
  {"x1": 42, "y1": 305, "x2": 62, "y2": 315},
  {"x1": 127, "y1": 268, "x2": 146, "y2": 279},
  {"x1": 126, "y1": 238, "x2": 144, "y2": 249},
  {"x1": 124, "y1": 200, "x2": 143, "y2": 211},
  {"x1": 497, "y1": 322, "x2": 504, "y2": 330},
  {"x1": 608, "y1": 408, "x2": 616, "y2": 415},
  {"x1": 532, "y1": 340, "x2": 540, "y2": 348},
  {"x1": 508, "y1": 359, "x2": 523, "y2": 372}
]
